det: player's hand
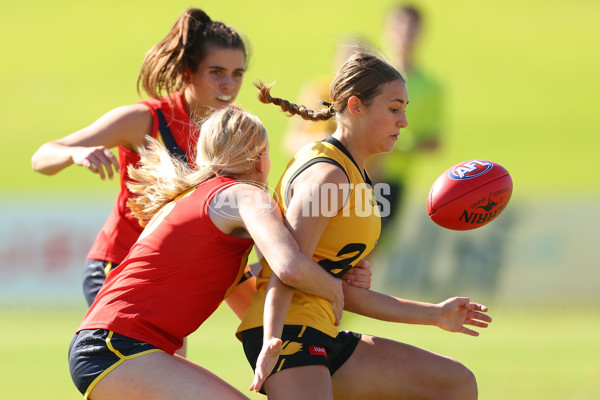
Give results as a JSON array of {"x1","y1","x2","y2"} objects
[
  {"x1": 342, "y1": 259, "x2": 372, "y2": 289},
  {"x1": 435, "y1": 297, "x2": 492, "y2": 336},
  {"x1": 249, "y1": 337, "x2": 282, "y2": 392},
  {"x1": 72, "y1": 146, "x2": 120, "y2": 180}
]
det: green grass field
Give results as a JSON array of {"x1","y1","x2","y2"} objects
[
  {"x1": 1, "y1": 303, "x2": 598, "y2": 399},
  {"x1": 1, "y1": 0, "x2": 599, "y2": 399}
]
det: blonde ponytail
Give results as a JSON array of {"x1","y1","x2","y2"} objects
[
  {"x1": 127, "y1": 137, "x2": 214, "y2": 225},
  {"x1": 127, "y1": 106, "x2": 267, "y2": 225}
]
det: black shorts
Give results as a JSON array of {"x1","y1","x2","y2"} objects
[
  {"x1": 241, "y1": 325, "x2": 361, "y2": 394},
  {"x1": 82, "y1": 260, "x2": 118, "y2": 306},
  {"x1": 68, "y1": 329, "x2": 162, "y2": 398}
]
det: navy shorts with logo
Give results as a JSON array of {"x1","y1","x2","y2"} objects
[
  {"x1": 68, "y1": 329, "x2": 163, "y2": 398},
  {"x1": 241, "y1": 325, "x2": 361, "y2": 394}
]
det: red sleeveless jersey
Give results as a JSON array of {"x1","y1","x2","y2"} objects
[
  {"x1": 79, "y1": 177, "x2": 254, "y2": 355},
  {"x1": 86, "y1": 93, "x2": 198, "y2": 264}
]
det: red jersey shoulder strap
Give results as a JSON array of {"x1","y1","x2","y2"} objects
[{"x1": 156, "y1": 109, "x2": 188, "y2": 164}]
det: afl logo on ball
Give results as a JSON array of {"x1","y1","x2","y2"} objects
[{"x1": 448, "y1": 160, "x2": 493, "y2": 180}]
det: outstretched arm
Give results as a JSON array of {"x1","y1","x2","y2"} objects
[
  {"x1": 31, "y1": 104, "x2": 152, "y2": 179},
  {"x1": 342, "y1": 284, "x2": 492, "y2": 336}
]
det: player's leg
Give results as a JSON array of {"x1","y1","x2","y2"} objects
[
  {"x1": 263, "y1": 365, "x2": 333, "y2": 400},
  {"x1": 89, "y1": 351, "x2": 248, "y2": 400},
  {"x1": 331, "y1": 334, "x2": 477, "y2": 400},
  {"x1": 70, "y1": 329, "x2": 247, "y2": 400},
  {"x1": 175, "y1": 337, "x2": 188, "y2": 357}
]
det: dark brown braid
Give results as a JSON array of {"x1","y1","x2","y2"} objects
[
  {"x1": 254, "y1": 81, "x2": 333, "y2": 121},
  {"x1": 255, "y1": 52, "x2": 403, "y2": 122}
]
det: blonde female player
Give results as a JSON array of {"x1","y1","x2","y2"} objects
[
  {"x1": 29, "y1": 7, "x2": 372, "y2": 310},
  {"x1": 68, "y1": 106, "x2": 352, "y2": 400},
  {"x1": 237, "y1": 52, "x2": 492, "y2": 400}
]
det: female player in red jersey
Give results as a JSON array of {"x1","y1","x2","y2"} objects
[
  {"x1": 238, "y1": 52, "x2": 493, "y2": 400},
  {"x1": 30, "y1": 8, "x2": 249, "y2": 307},
  {"x1": 68, "y1": 106, "x2": 351, "y2": 400},
  {"x1": 30, "y1": 7, "x2": 372, "y2": 309}
]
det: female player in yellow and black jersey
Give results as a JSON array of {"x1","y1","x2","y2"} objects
[
  {"x1": 237, "y1": 52, "x2": 493, "y2": 400},
  {"x1": 239, "y1": 136, "x2": 381, "y2": 339}
]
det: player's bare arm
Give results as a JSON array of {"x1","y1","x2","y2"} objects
[
  {"x1": 285, "y1": 161, "x2": 349, "y2": 255},
  {"x1": 31, "y1": 104, "x2": 152, "y2": 179},
  {"x1": 342, "y1": 284, "x2": 492, "y2": 336},
  {"x1": 213, "y1": 183, "x2": 343, "y2": 313}
]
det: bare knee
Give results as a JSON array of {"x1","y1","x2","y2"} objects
[
  {"x1": 436, "y1": 360, "x2": 478, "y2": 400},
  {"x1": 454, "y1": 363, "x2": 477, "y2": 400}
]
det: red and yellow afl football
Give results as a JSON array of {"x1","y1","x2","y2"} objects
[{"x1": 427, "y1": 160, "x2": 513, "y2": 230}]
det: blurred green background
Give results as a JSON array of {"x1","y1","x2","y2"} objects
[
  {"x1": 4, "y1": 0, "x2": 600, "y2": 194},
  {"x1": 1, "y1": 0, "x2": 599, "y2": 399}
]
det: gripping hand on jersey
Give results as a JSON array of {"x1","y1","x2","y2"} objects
[{"x1": 342, "y1": 258, "x2": 372, "y2": 289}]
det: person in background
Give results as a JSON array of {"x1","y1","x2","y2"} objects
[
  {"x1": 374, "y1": 3, "x2": 444, "y2": 233},
  {"x1": 281, "y1": 36, "x2": 374, "y2": 156},
  {"x1": 371, "y1": 4, "x2": 446, "y2": 294}
]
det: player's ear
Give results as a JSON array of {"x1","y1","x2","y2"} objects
[
  {"x1": 255, "y1": 157, "x2": 263, "y2": 174},
  {"x1": 255, "y1": 152, "x2": 267, "y2": 174},
  {"x1": 347, "y1": 96, "x2": 363, "y2": 117}
]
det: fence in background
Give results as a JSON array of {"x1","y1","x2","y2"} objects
[{"x1": 1, "y1": 195, "x2": 598, "y2": 307}]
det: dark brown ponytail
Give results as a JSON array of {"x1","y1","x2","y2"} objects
[{"x1": 137, "y1": 8, "x2": 247, "y2": 99}]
